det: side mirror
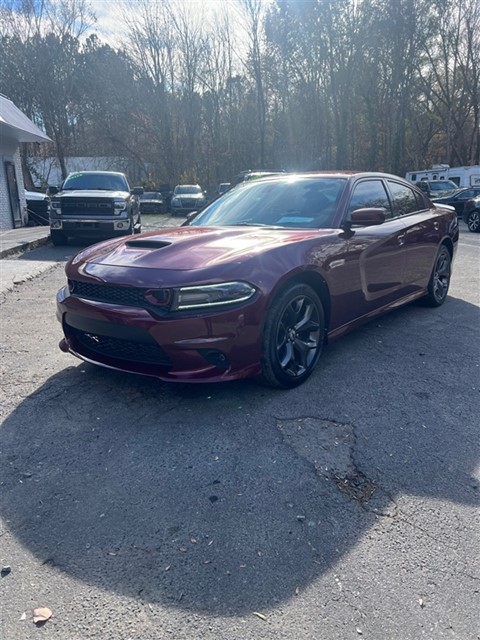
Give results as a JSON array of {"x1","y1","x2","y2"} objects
[
  {"x1": 47, "y1": 185, "x2": 59, "y2": 196},
  {"x1": 345, "y1": 208, "x2": 387, "y2": 228},
  {"x1": 132, "y1": 186, "x2": 144, "y2": 196},
  {"x1": 184, "y1": 211, "x2": 199, "y2": 224}
]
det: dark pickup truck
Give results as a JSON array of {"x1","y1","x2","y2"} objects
[{"x1": 48, "y1": 171, "x2": 143, "y2": 246}]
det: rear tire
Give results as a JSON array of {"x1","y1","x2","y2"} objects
[
  {"x1": 466, "y1": 209, "x2": 480, "y2": 233},
  {"x1": 50, "y1": 230, "x2": 67, "y2": 246},
  {"x1": 423, "y1": 245, "x2": 451, "y2": 307},
  {"x1": 258, "y1": 283, "x2": 325, "y2": 388}
]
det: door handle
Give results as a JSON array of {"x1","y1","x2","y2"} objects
[{"x1": 397, "y1": 234, "x2": 406, "y2": 245}]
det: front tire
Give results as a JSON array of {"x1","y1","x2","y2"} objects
[
  {"x1": 258, "y1": 283, "x2": 325, "y2": 388},
  {"x1": 466, "y1": 209, "x2": 480, "y2": 233},
  {"x1": 424, "y1": 245, "x2": 451, "y2": 307},
  {"x1": 50, "y1": 230, "x2": 67, "y2": 246}
]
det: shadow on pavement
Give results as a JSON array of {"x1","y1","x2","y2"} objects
[{"x1": 0, "y1": 295, "x2": 478, "y2": 615}]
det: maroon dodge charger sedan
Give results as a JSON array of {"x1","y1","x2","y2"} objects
[{"x1": 56, "y1": 172, "x2": 458, "y2": 388}]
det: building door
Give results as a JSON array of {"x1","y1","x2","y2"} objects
[{"x1": 5, "y1": 161, "x2": 22, "y2": 227}]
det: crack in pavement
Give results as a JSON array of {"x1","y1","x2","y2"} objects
[{"x1": 276, "y1": 416, "x2": 398, "y2": 517}]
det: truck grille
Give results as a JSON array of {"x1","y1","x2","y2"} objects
[{"x1": 62, "y1": 198, "x2": 114, "y2": 215}]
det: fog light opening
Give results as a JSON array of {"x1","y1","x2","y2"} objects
[{"x1": 198, "y1": 349, "x2": 230, "y2": 369}]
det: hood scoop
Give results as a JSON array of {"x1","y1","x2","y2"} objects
[{"x1": 125, "y1": 239, "x2": 172, "y2": 249}]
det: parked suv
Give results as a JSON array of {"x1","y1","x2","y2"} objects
[
  {"x1": 48, "y1": 171, "x2": 143, "y2": 246},
  {"x1": 415, "y1": 179, "x2": 459, "y2": 198},
  {"x1": 170, "y1": 184, "x2": 207, "y2": 215},
  {"x1": 463, "y1": 194, "x2": 480, "y2": 232}
]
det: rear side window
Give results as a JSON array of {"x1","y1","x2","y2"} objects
[
  {"x1": 387, "y1": 181, "x2": 420, "y2": 217},
  {"x1": 347, "y1": 180, "x2": 392, "y2": 218},
  {"x1": 458, "y1": 189, "x2": 476, "y2": 199}
]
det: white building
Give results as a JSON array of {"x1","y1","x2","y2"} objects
[{"x1": 0, "y1": 94, "x2": 51, "y2": 230}]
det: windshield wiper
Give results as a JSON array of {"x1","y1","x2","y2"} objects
[{"x1": 233, "y1": 222, "x2": 283, "y2": 228}]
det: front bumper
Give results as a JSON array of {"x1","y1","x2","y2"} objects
[
  {"x1": 56, "y1": 286, "x2": 263, "y2": 383},
  {"x1": 171, "y1": 201, "x2": 206, "y2": 215},
  {"x1": 50, "y1": 217, "x2": 132, "y2": 238}
]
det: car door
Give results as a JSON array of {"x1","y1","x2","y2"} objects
[
  {"x1": 328, "y1": 178, "x2": 405, "y2": 333},
  {"x1": 349, "y1": 178, "x2": 407, "y2": 303},
  {"x1": 453, "y1": 189, "x2": 478, "y2": 215},
  {"x1": 385, "y1": 179, "x2": 440, "y2": 292}
]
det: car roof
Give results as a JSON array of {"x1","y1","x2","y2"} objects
[
  {"x1": 239, "y1": 170, "x2": 412, "y2": 181},
  {"x1": 65, "y1": 171, "x2": 126, "y2": 179}
]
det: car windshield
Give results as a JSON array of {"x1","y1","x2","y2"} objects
[
  {"x1": 62, "y1": 173, "x2": 129, "y2": 191},
  {"x1": 175, "y1": 185, "x2": 202, "y2": 195},
  {"x1": 141, "y1": 192, "x2": 161, "y2": 200},
  {"x1": 430, "y1": 181, "x2": 458, "y2": 192},
  {"x1": 189, "y1": 177, "x2": 346, "y2": 229}
]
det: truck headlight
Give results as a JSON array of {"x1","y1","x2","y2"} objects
[
  {"x1": 171, "y1": 281, "x2": 256, "y2": 310},
  {"x1": 114, "y1": 198, "x2": 127, "y2": 214},
  {"x1": 51, "y1": 199, "x2": 61, "y2": 213}
]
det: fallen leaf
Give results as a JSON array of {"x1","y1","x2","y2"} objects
[
  {"x1": 419, "y1": 598, "x2": 425, "y2": 608},
  {"x1": 356, "y1": 628, "x2": 363, "y2": 635},
  {"x1": 20, "y1": 612, "x2": 26, "y2": 621},
  {"x1": 1, "y1": 566, "x2": 11, "y2": 577},
  {"x1": 253, "y1": 611, "x2": 267, "y2": 621},
  {"x1": 32, "y1": 608, "x2": 52, "y2": 624}
]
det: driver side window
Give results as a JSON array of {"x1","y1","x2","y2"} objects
[{"x1": 347, "y1": 180, "x2": 392, "y2": 219}]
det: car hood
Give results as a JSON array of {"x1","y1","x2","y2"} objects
[
  {"x1": 74, "y1": 226, "x2": 333, "y2": 272},
  {"x1": 174, "y1": 193, "x2": 205, "y2": 199},
  {"x1": 58, "y1": 189, "x2": 130, "y2": 198},
  {"x1": 25, "y1": 191, "x2": 48, "y2": 201}
]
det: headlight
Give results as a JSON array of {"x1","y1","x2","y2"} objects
[
  {"x1": 171, "y1": 281, "x2": 256, "y2": 310},
  {"x1": 114, "y1": 198, "x2": 127, "y2": 214},
  {"x1": 172, "y1": 197, "x2": 180, "y2": 205},
  {"x1": 51, "y1": 199, "x2": 61, "y2": 213}
]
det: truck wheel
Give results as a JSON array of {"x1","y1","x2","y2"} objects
[{"x1": 51, "y1": 230, "x2": 67, "y2": 246}]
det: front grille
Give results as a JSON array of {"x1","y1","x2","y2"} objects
[
  {"x1": 67, "y1": 325, "x2": 171, "y2": 366},
  {"x1": 69, "y1": 280, "x2": 170, "y2": 308},
  {"x1": 62, "y1": 198, "x2": 114, "y2": 215},
  {"x1": 180, "y1": 198, "x2": 196, "y2": 208}
]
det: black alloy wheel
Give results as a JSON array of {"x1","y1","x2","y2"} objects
[
  {"x1": 259, "y1": 283, "x2": 325, "y2": 388},
  {"x1": 424, "y1": 245, "x2": 451, "y2": 307},
  {"x1": 466, "y1": 209, "x2": 480, "y2": 233}
]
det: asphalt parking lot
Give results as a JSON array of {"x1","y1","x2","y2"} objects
[{"x1": 0, "y1": 219, "x2": 479, "y2": 639}]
